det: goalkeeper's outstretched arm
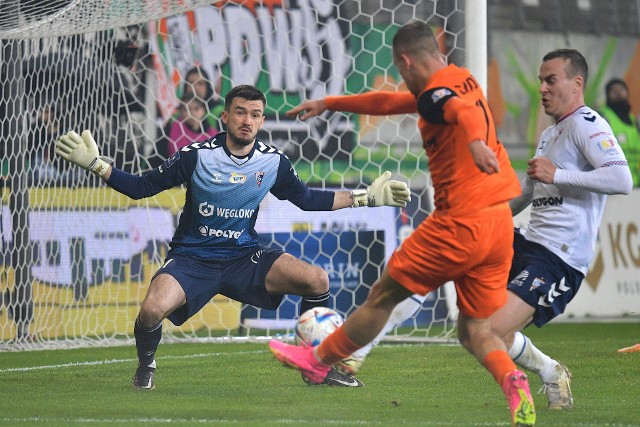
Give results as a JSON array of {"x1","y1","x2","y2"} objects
[
  {"x1": 55, "y1": 130, "x2": 113, "y2": 178},
  {"x1": 277, "y1": 169, "x2": 411, "y2": 211},
  {"x1": 56, "y1": 131, "x2": 411, "y2": 209},
  {"x1": 348, "y1": 171, "x2": 411, "y2": 208},
  {"x1": 55, "y1": 130, "x2": 178, "y2": 199},
  {"x1": 294, "y1": 171, "x2": 412, "y2": 210}
]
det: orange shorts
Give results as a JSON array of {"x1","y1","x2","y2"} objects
[{"x1": 387, "y1": 203, "x2": 513, "y2": 319}]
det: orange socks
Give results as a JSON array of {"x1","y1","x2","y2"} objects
[
  {"x1": 482, "y1": 350, "x2": 517, "y2": 384},
  {"x1": 316, "y1": 325, "x2": 362, "y2": 366}
]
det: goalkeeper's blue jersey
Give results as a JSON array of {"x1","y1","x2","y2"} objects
[{"x1": 106, "y1": 133, "x2": 334, "y2": 260}]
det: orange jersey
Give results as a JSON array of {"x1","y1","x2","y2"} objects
[{"x1": 325, "y1": 65, "x2": 521, "y2": 215}]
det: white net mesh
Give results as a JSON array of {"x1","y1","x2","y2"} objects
[
  {"x1": 0, "y1": 0, "x2": 470, "y2": 350},
  {"x1": 0, "y1": 0, "x2": 218, "y2": 39}
]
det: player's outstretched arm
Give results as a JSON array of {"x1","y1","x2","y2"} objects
[
  {"x1": 348, "y1": 171, "x2": 411, "y2": 208},
  {"x1": 286, "y1": 99, "x2": 327, "y2": 121},
  {"x1": 55, "y1": 130, "x2": 112, "y2": 179}
]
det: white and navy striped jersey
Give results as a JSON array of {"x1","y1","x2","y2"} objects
[
  {"x1": 106, "y1": 133, "x2": 334, "y2": 260},
  {"x1": 518, "y1": 106, "x2": 629, "y2": 275}
]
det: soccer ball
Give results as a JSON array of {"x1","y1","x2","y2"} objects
[{"x1": 294, "y1": 307, "x2": 344, "y2": 346}]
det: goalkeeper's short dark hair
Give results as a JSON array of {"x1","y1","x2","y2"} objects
[{"x1": 224, "y1": 85, "x2": 266, "y2": 111}]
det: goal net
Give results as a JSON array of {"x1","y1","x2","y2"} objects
[{"x1": 0, "y1": 0, "x2": 478, "y2": 350}]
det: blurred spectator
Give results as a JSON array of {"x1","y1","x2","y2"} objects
[
  {"x1": 165, "y1": 95, "x2": 219, "y2": 157},
  {"x1": 600, "y1": 78, "x2": 640, "y2": 187},
  {"x1": 29, "y1": 102, "x2": 80, "y2": 185},
  {"x1": 111, "y1": 33, "x2": 148, "y2": 174},
  {"x1": 181, "y1": 66, "x2": 224, "y2": 132},
  {"x1": 150, "y1": 67, "x2": 223, "y2": 168}
]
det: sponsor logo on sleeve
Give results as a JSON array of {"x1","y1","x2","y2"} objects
[
  {"x1": 160, "y1": 151, "x2": 180, "y2": 172},
  {"x1": 431, "y1": 88, "x2": 451, "y2": 103},
  {"x1": 589, "y1": 131, "x2": 610, "y2": 139},
  {"x1": 597, "y1": 139, "x2": 619, "y2": 155}
]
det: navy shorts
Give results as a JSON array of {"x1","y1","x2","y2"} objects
[
  {"x1": 507, "y1": 231, "x2": 585, "y2": 327},
  {"x1": 154, "y1": 246, "x2": 285, "y2": 326}
]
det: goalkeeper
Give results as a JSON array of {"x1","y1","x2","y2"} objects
[{"x1": 54, "y1": 84, "x2": 410, "y2": 390}]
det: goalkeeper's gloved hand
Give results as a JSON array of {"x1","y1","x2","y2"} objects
[
  {"x1": 351, "y1": 171, "x2": 411, "y2": 208},
  {"x1": 54, "y1": 130, "x2": 112, "y2": 177}
]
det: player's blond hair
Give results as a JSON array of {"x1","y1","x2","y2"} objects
[{"x1": 392, "y1": 21, "x2": 439, "y2": 58}]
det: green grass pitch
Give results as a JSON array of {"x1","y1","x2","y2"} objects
[{"x1": 0, "y1": 322, "x2": 638, "y2": 426}]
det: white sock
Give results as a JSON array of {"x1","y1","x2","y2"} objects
[
  {"x1": 350, "y1": 294, "x2": 426, "y2": 360},
  {"x1": 508, "y1": 331, "x2": 558, "y2": 382},
  {"x1": 442, "y1": 281, "x2": 458, "y2": 322}
]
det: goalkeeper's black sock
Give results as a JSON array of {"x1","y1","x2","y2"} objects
[
  {"x1": 134, "y1": 316, "x2": 162, "y2": 368},
  {"x1": 299, "y1": 290, "x2": 330, "y2": 316}
]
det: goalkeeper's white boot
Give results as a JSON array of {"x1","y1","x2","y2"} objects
[
  {"x1": 541, "y1": 362, "x2": 573, "y2": 410},
  {"x1": 132, "y1": 361, "x2": 156, "y2": 390}
]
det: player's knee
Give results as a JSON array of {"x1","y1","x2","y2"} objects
[
  {"x1": 307, "y1": 266, "x2": 329, "y2": 294},
  {"x1": 365, "y1": 277, "x2": 410, "y2": 310},
  {"x1": 457, "y1": 318, "x2": 494, "y2": 356},
  {"x1": 456, "y1": 315, "x2": 477, "y2": 351},
  {"x1": 495, "y1": 330, "x2": 513, "y2": 347},
  {"x1": 456, "y1": 328, "x2": 471, "y2": 350},
  {"x1": 139, "y1": 298, "x2": 168, "y2": 326}
]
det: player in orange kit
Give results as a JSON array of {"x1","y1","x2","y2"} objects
[{"x1": 269, "y1": 21, "x2": 535, "y2": 426}]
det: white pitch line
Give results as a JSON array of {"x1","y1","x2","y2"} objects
[
  {"x1": 0, "y1": 350, "x2": 267, "y2": 373},
  {"x1": 0, "y1": 417, "x2": 379, "y2": 425},
  {"x1": 1, "y1": 417, "x2": 636, "y2": 427}
]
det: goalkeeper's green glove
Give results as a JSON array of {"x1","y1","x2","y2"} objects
[
  {"x1": 351, "y1": 171, "x2": 411, "y2": 208},
  {"x1": 54, "y1": 130, "x2": 111, "y2": 177}
]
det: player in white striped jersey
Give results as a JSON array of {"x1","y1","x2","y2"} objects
[{"x1": 491, "y1": 49, "x2": 632, "y2": 409}]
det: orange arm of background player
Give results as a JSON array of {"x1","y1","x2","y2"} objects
[
  {"x1": 325, "y1": 91, "x2": 417, "y2": 115},
  {"x1": 442, "y1": 97, "x2": 487, "y2": 143},
  {"x1": 442, "y1": 96, "x2": 501, "y2": 173}
]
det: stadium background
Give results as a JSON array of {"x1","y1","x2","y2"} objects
[{"x1": 0, "y1": 0, "x2": 638, "y2": 347}]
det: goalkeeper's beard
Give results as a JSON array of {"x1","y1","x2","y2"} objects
[{"x1": 227, "y1": 128, "x2": 256, "y2": 147}]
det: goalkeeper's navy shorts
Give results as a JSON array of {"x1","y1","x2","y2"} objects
[
  {"x1": 507, "y1": 231, "x2": 585, "y2": 327},
  {"x1": 154, "y1": 246, "x2": 285, "y2": 326}
]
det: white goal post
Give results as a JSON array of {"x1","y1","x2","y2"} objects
[{"x1": 0, "y1": 0, "x2": 486, "y2": 350}]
